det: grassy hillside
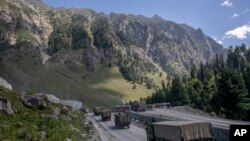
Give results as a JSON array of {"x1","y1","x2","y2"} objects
[
  {"x1": 0, "y1": 86, "x2": 94, "y2": 141},
  {"x1": 0, "y1": 53, "x2": 167, "y2": 108}
]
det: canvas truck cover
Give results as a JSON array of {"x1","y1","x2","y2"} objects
[
  {"x1": 153, "y1": 121, "x2": 213, "y2": 141},
  {"x1": 112, "y1": 105, "x2": 131, "y2": 113},
  {"x1": 94, "y1": 107, "x2": 103, "y2": 115},
  {"x1": 102, "y1": 110, "x2": 111, "y2": 117},
  {"x1": 115, "y1": 113, "x2": 131, "y2": 123}
]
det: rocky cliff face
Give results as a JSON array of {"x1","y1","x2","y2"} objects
[
  {"x1": 0, "y1": 0, "x2": 52, "y2": 48},
  {"x1": 0, "y1": 0, "x2": 225, "y2": 76},
  {"x1": 110, "y1": 14, "x2": 225, "y2": 74}
]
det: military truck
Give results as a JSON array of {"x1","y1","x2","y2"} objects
[
  {"x1": 161, "y1": 102, "x2": 171, "y2": 108},
  {"x1": 114, "y1": 112, "x2": 131, "y2": 128},
  {"x1": 146, "y1": 104, "x2": 154, "y2": 110},
  {"x1": 101, "y1": 109, "x2": 111, "y2": 121},
  {"x1": 112, "y1": 105, "x2": 131, "y2": 113},
  {"x1": 154, "y1": 103, "x2": 162, "y2": 109},
  {"x1": 93, "y1": 107, "x2": 104, "y2": 116},
  {"x1": 131, "y1": 101, "x2": 146, "y2": 112},
  {"x1": 146, "y1": 121, "x2": 213, "y2": 141}
]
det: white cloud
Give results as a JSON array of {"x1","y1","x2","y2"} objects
[
  {"x1": 243, "y1": 9, "x2": 249, "y2": 14},
  {"x1": 229, "y1": 13, "x2": 239, "y2": 18},
  {"x1": 212, "y1": 36, "x2": 223, "y2": 45},
  {"x1": 221, "y1": 0, "x2": 233, "y2": 7},
  {"x1": 225, "y1": 24, "x2": 250, "y2": 39}
]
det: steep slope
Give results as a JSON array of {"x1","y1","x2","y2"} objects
[
  {"x1": 110, "y1": 14, "x2": 225, "y2": 75},
  {"x1": 0, "y1": 86, "x2": 95, "y2": 140},
  {"x1": 0, "y1": 0, "x2": 225, "y2": 108}
]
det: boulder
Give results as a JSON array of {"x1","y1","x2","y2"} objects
[
  {"x1": 52, "y1": 108, "x2": 61, "y2": 116},
  {"x1": 0, "y1": 77, "x2": 12, "y2": 90},
  {"x1": 20, "y1": 93, "x2": 49, "y2": 109},
  {"x1": 60, "y1": 106, "x2": 69, "y2": 115},
  {"x1": 0, "y1": 97, "x2": 15, "y2": 115}
]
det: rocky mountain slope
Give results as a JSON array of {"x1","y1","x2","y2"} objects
[
  {"x1": 0, "y1": 86, "x2": 96, "y2": 141},
  {"x1": 0, "y1": 0, "x2": 225, "y2": 107}
]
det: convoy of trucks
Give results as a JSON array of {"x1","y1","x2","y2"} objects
[
  {"x1": 93, "y1": 105, "x2": 132, "y2": 128},
  {"x1": 93, "y1": 102, "x2": 214, "y2": 140}
]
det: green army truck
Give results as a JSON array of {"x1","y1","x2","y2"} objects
[
  {"x1": 93, "y1": 107, "x2": 104, "y2": 116},
  {"x1": 114, "y1": 112, "x2": 131, "y2": 128},
  {"x1": 146, "y1": 121, "x2": 213, "y2": 141},
  {"x1": 101, "y1": 109, "x2": 111, "y2": 121}
]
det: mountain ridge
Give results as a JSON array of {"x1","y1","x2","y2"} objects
[{"x1": 0, "y1": 0, "x2": 225, "y2": 107}]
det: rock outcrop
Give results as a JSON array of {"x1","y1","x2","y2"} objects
[
  {"x1": 0, "y1": 78, "x2": 12, "y2": 90},
  {"x1": 0, "y1": 97, "x2": 15, "y2": 115},
  {"x1": 20, "y1": 93, "x2": 49, "y2": 109}
]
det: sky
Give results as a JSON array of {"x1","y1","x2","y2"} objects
[{"x1": 42, "y1": 0, "x2": 250, "y2": 48}]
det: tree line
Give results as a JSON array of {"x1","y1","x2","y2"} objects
[{"x1": 145, "y1": 44, "x2": 250, "y2": 120}]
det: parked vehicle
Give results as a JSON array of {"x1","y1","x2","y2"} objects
[
  {"x1": 101, "y1": 109, "x2": 111, "y2": 121},
  {"x1": 131, "y1": 101, "x2": 146, "y2": 112},
  {"x1": 93, "y1": 107, "x2": 104, "y2": 116},
  {"x1": 114, "y1": 112, "x2": 131, "y2": 128},
  {"x1": 146, "y1": 121, "x2": 213, "y2": 141}
]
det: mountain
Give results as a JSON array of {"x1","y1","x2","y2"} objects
[{"x1": 0, "y1": 0, "x2": 225, "y2": 107}]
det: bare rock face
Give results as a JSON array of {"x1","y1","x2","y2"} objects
[
  {"x1": 20, "y1": 93, "x2": 49, "y2": 109},
  {"x1": 0, "y1": 78, "x2": 12, "y2": 90},
  {"x1": 0, "y1": 97, "x2": 15, "y2": 115}
]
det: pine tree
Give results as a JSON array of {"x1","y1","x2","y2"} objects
[
  {"x1": 216, "y1": 69, "x2": 250, "y2": 119},
  {"x1": 171, "y1": 78, "x2": 190, "y2": 106},
  {"x1": 201, "y1": 79, "x2": 213, "y2": 111},
  {"x1": 190, "y1": 65, "x2": 197, "y2": 79}
]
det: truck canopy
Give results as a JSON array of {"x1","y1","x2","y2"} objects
[
  {"x1": 115, "y1": 113, "x2": 131, "y2": 123},
  {"x1": 152, "y1": 121, "x2": 213, "y2": 141},
  {"x1": 102, "y1": 110, "x2": 111, "y2": 116}
]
